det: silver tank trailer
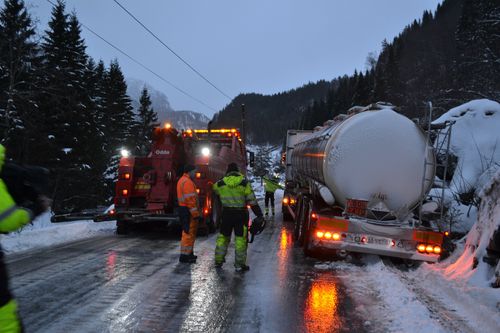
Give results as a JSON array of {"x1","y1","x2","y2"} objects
[{"x1": 291, "y1": 106, "x2": 435, "y2": 219}]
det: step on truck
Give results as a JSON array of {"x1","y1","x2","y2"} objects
[{"x1": 284, "y1": 103, "x2": 453, "y2": 262}]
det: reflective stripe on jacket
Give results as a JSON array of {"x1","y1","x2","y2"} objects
[
  {"x1": 176, "y1": 173, "x2": 200, "y2": 218},
  {"x1": 212, "y1": 172, "x2": 257, "y2": 208}
]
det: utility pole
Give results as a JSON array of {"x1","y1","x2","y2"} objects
[{"x1": 241, "y1": 104, "x2": 246, "y2": 145}]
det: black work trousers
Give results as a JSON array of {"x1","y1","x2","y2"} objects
[
  {"x1": 220, "y1": 209, "x2": 249, "y2": 237},
  {"x1": 0, "y1": 245, "x2": 12, "y2": 307},
  {"x1": 265, "y1": 191, "x2": 275, "y2": 208}
]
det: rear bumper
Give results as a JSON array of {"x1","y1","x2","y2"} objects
[
  {"x1": 312, "y1": 216, "x2": 442, "y2": 262},
  {"x1": 114, "y1": 210, "x2": 180, "y2": 225},
  {"x1": 311, "y1": 239, "x2": 439, "y2": 262}
]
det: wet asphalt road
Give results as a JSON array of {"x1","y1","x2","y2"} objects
[{"x1": 6, "y1": 213, "x2": 366, "y2": 333}]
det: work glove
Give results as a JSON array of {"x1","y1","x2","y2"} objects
[{"x1": 0, "y1": 207, "x2": 31, "y2": 233}]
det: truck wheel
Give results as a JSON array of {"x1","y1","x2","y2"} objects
[
  {"x1": 116, "y1": 220, "x2": 129, "y2": 235},
  {"x1": 293, "y1": 196, "x2": 304, "y2": 245}
]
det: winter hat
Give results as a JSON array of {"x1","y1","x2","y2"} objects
[
  {"x1": 184, "y1": 164, "x2": 196, "y2": 173},
  {"x1": 226, "y1": 163, "x2": 239, "y2": 173}
]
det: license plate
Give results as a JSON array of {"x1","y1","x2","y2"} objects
[{"x1": 345, "y1": 233, "x2": 416, "y2": 251}]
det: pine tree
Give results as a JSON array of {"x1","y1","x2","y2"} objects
[
  {"x1": 0, "y1": 0, "x2": 39, "y2": 159},
  {"x1": 136, "y1": 87, "x2": 158, "y2": 154},
  {"x1": 455, "y1": 0, "x2": 500, "y2": 101},
  {"x1": 101, "y1": 59, "x2": 136, "y2": 193}
]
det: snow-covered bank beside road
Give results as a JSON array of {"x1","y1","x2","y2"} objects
[{"x1": 1, "y1": 212, "x2": 115, "y2": 254}]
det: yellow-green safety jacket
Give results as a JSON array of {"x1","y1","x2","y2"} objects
[
  {"x1": 0, "y1": 145, "x2": 31, "y2": 233},
  {"x1": 263, "y1": 177, "x2": 283, "y2": 193},
  {"x1": 213, "y1": 172, "x2": 263, "y2": 216}
]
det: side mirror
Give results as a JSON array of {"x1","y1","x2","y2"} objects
[{"x1": 248, "y1": 151, "x2": 255, "y2": 168}]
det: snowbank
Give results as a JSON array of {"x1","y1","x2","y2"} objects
[
  {"x1": 432, "y1": 99, "x2": 500, "y2": 233},
  {"x1": 440, "y1": 169, "x2": 500, "y2": 287},
  {"x1": 1, "y1": 212, "x2": 115, "y2": 254},
  {"x1": 434, "y1": 99, "x2": 500, "y2": 196}
]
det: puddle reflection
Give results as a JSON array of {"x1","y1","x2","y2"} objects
[
  {"x1": 106, "y1": 250, "x2": 117, "y2": 280},
  {"x1": 278, "y1": 228, "x2": 292, "y2": 280},
  {"x1": 304, "y1": 273, "x2": 342, "y2": 333}
]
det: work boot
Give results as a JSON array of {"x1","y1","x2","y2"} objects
[
  {"x1": 235, "y1": 265, "x2": 250, "y2": 273},
  {"x1": 189, "y1": 253, "x2": 198, "y2": 260},
  {"x1": 179, "y1": 254, "x2": 196, "y2": 263}
]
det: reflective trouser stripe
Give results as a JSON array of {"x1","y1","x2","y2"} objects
[
  {"x1": 180, "y1": 217, "x2": 198, "y2": 255},
  {"x1": 215, "y1": 234, "x2": 230, "y2": 264},
  {"x1": 234, "y1": 226, "x2": 248, "y2": 268},
  {"x1": 0, "y1": 299, "x2": 21, "y2": 333}
]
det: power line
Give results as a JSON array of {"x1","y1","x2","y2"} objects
[
  {"x1": 44, "y1": 0, "x2": 218, "y2": 112},
  {"x1": 112, "y1": 0, "x2": 233, "y2": 101}
]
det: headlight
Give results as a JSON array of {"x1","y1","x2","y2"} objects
[
  {"x1": 201, "y1": 147, "x2": 210, "y2": 157},
  {"x1": 121, "y1": 149, "x2": 130, "y2": 158}
]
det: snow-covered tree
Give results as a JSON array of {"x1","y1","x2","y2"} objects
[
  {"x1": 136, "y1": 87, "x2": 158, "y2": 154},
  {"x1": 0, "y1": 0, "x2": 39, "y2": 157}
]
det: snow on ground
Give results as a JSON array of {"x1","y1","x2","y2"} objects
[
  {"x1": 1, "y1": 211, "x2": 115, "y2": 254},
  {"x1": 433, "y1": 99, "x2": 500, "y2": 232}
]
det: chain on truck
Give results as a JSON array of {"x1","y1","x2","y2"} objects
[{"x1": 282, "y1": 102, "x2": 454, "y2": 263}]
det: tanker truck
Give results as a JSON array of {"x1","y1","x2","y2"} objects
[{"x1": 286, "y1": 103, "x2": 450, "y2": 262}]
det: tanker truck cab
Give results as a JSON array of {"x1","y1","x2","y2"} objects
[{"x1": 289, "y1": 103, "x2": 452, "y2": 263}]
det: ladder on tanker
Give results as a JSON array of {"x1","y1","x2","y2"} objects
[{"x1": 418, "y1": 102, "x2": 455, "y2": 231}]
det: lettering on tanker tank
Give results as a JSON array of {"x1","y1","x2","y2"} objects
[{"x1": 155, "y1": 149, "x2": 171, "y2": 155}]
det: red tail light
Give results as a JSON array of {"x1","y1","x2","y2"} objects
[
  {"x1": 124, "y1": 173, "x2": 131, "y2": 180},
  {"x1": 122, "y1": 189, "x2": 128, "y2": 196},
  {"x1": 310, "y1": 212, "x2": 318, "y2": 221}
]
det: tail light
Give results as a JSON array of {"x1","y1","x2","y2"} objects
[
  {"x1": 109, "y1": 209, "x2": 116, "y2": 215},
  {"x1": 315, "y1": 230, "x2": 341, "y2": 241},
  {"x1": 433, "y1": 246, "x2": 441, "y2": 254},
  {"x1": 426, "y1": 245, "x2": 434, "y2": 253},
  {"x1": 196, "y1": 189, "x2": 200, "y2": 194},
  {"x1": 310, "y1": 212, "x2": 318, "y2": 222},
  {"x1": 204, "y1": 208, "x2": 209, "y2": 215},
  {"x1": 195, "y1": 172, "x2": 202, "y2": 179},
  {"x1": 282, "y1": 197, "x2": 289, "y2": 205},
  {"x1": 444, "y1": 231, "x2": 450, "y2": 237},
  {"x1": 417, "y1": 244, "x2": 426, "y2": 253}
]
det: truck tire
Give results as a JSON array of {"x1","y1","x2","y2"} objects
[
  {"x1": 293, "y1": 196, "x2": 304, "y2": 245},
  {"x1": 116, "y1": 220, "x2": 129, "y2": 235}
]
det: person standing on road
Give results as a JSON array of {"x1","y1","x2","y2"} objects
[
  {"x1": 212, "y1": 163, "x2": 264, "y2": 272},
  {"x1": 0, "y1": 144, "x2": 48, "y2": 333},
  {"x1": 263, "y1": 175, "x2": 283, "y2": 217},
  {"x1": 177, "y1": 164, "x2": 202, "y2": 264}
]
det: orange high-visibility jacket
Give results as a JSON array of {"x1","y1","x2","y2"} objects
[{"x1": 177, "y1": 173, "x2": 200, "y2": 218}]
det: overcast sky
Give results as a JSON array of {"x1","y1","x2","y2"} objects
[{"x1": 26, "y1": 0, "x2": 442, "y2": 117}]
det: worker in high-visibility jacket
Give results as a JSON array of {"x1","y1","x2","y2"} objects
[
  {"x1": 263, "y1": 175, "x2": 284, "y2": 216},
  {"x1": 0, "y1": 144, "x2": 31, "y2": 333},
  {"x1": 212, "y1": 163, "x2": 264, "y2": 272},
  {"x1": 177, "y1": 164, "x2": 202, "y2": 263}
]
